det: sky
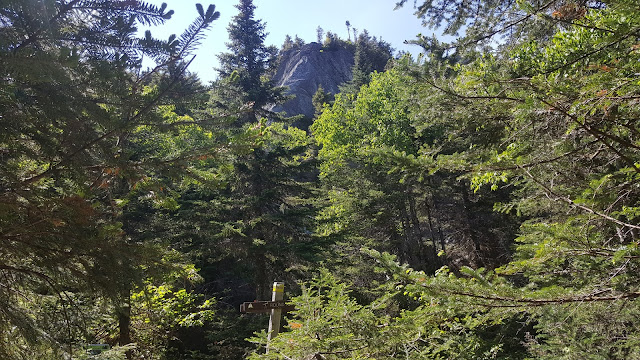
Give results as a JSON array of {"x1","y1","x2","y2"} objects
[{"x1": 144, "y1": 0, "x2": 432, "y2": 83}]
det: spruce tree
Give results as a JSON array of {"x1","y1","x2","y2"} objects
[
  {"x1": 214, "y1": 0, "x2": 286, "y2": 124},
  {"x1": 312, "y1": 85, "x2": 334, "y2": 117},
  {"x1": 204, "y1": 0, "x2": 320, "y2": 288}
]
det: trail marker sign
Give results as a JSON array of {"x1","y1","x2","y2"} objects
[
  {"x1": 240, "y1": 300, "x2": 295, "y2": 313},
  {"x1": 240, "y1": 282, "x2": 294, "y2": 353}
]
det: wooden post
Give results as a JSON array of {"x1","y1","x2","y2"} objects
[
  {"x1": 266, "y1": 282, "x2": 284, "y2": 352},
  {"x1": 239, "y1": 283, "x2": 294, "y2": 353}
]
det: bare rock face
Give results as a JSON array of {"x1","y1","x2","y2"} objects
[{"x1": 271, "y1": 42, "x2": 354, "y2": 122}]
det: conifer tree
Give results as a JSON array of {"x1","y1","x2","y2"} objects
[
  {"x1": 205, "y1": 0, "x2": 312, "y2": 297},
  {"x1": 340, "y1": 30, "x2": 393, "y2": 93},
  {"x1": 0, "y1": 0, "x2": 220, "y2": 357},
  {"x1": 214, "y1": 0, "x2": 286, "y2": 124},
  {"x1": 281, "y1": 34, "x2": 294, "y2": 51},
  {"x1": 316, "y1": 26, "x2": 325, "y2": 44},
  {"x1": 312, "y1": 85, "x2": 334, "y2": 117},
  {"x1": 175, "y1": 9, "x2": 321, "y2": 356}
]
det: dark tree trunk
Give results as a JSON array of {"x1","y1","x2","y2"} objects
[
  {"x1": 398, "y1": 193, "x2": 429, "y2": 271},
  {"x1": 460, "y1": 182, "x2": 484, "y2": 266},
  {"x1": 409, "y1": 194, "x2": 438, "y2": 271},
  {"x1": 426, "y1": 179, "x2": 446, "y2": 256},
  {"x1": 117, "y1": 289, "x2": 132, "y2": 359}
]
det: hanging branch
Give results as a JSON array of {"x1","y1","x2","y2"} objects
[{"x1": 519, "y1": 166, "x2": 640, "y2": 231}]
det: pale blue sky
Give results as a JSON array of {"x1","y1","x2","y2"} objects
[{"x1": 146, "y1": 0, "x2": 432, "y2": 83}]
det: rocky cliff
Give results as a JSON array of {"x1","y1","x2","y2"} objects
[{"x1": 270, "y1": 42, "x2": 354, "y2": 123}]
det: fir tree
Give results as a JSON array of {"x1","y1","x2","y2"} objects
[
  {"x1": 214, "y1": 0, "x2": 286, "y2": 124},
  {"x1": 281, "y1": 34, "x2": 294, "y2": 51}
]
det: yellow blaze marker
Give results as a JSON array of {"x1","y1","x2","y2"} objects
[{"x1": 273, "y1": 282, "x2": 284, "y2": 293}]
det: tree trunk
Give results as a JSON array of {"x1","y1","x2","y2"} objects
[
  {"x1": 460, "y1": 182, "x2": 484, "y2": 266},
  {"x1": 117, "y1": 289, "x2": 132, "y2": 359},
  {"x1": 424, "y1": 193, "x2": 443, "y2": 269},
  {"x1": 254, "y1": 253, "x2": 269, "y2": 300},
  {"x1": 398, "y1": 193, "x2": 428, "y2": 271},
  {"x1": 426, "y1": 179, "x2": 446, "y2": 255},
  {"x1": 408, "y1": 194, "x2": 437, "y2": 271}
]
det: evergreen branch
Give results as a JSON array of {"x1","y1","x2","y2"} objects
[
  {"x1": 21, "y1": 57, "x2": 196, "y2": 185},
  {"x1": 519, "y1": 166, "x2": 640, "y2": 231},
  {"x1": 56, "y1": 36, "x2": 138, "y2": 49},
  {"x1": 544, "y1": 14, "x2": 616, "y2": 34},
  {"x1": 535, "y1": 97, "x2": 640, "y2": 174},
  {"x1": 0, "y1": 219, "x2": 49, "y2": 238},
  {"x1": 479, "y1": 139, "x2": 599, "y2": 172},
  {"x1": 562, "y1": 249, "x2": 640, "y2": 259},
  {"x1": 0, "y1": 264, "x2": 76, "y2": 354},
  {"x1": 446, "y1": 287, "x2": 640, "y2": 307},
  {"x1": 13, "y1": 0, "x2": 83, "y2": 53},
  {"x1": 13, "y1": 0, "x2": 172, "y2": 56},
  {"x1": 0, "y1": 264, "x2": 53, "y2": 282},
  {"x1": 175, "y1": 4, "x2": 219, "y2": 58},
  {"x1": 0, "y1": 234, "x2": 78, "y2": 256},
  {"x1": 581, "y1": 94, "x2": 640, "y2": 140},
  {"x1": 420, "y1": 0, "x2": 556, "y2": 52},
  {"x1": 138, "y1": 109, "x2": 250, "y2": 127},
  {"x1": 134, "y1": 56, "x2": 183, "y2": 85},
  {"x1": 319, "y1": 345, "x2": 369, "y2": 355},
  {"x1": 75, "y1": 0, "x2": 173, "y2": 26},
  {"x1": 426, "y1": 140, "x2": 597, "y2": 175}
]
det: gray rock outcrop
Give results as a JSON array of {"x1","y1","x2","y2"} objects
[{"x1": 270, "y1": 42, "x2": 354, "y2": 121}]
